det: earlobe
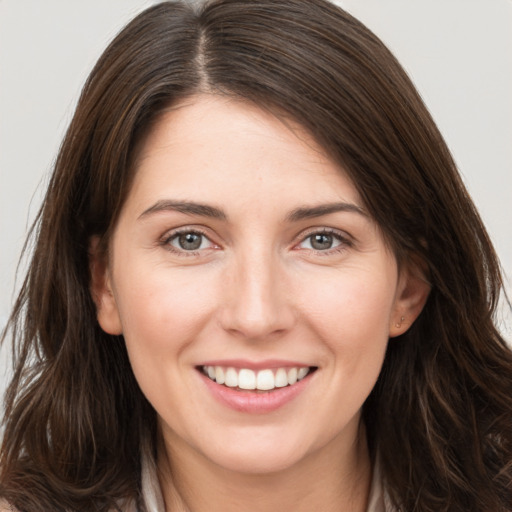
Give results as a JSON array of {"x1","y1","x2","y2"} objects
[
  {"x1": 389, "y1": 263, "x2": 431, "y2": 338},
  {"x1": 89, "y1": 236, "x2": 123, "y2": 335}
]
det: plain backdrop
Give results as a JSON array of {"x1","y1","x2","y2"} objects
[{"x1": 1, "y1": 1, "x2": 511, "y2": 396}]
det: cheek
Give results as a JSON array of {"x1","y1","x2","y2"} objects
[
  {"x1": 304, "y1": 265, "x2": 395, "y2": 329},
  {"x1": 299, "y1": 265, "x2": 396, "y2": 372},
  {"x1": 112, "y1": 261, "x2": 219, "y2": 363},
  {"x1": 111, "y1": 262, "x2": 223, "y2": 421}
]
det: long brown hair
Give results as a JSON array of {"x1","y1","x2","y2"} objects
[{"x1": 1, "y1": 1, "x2": 511, "y2": 510}]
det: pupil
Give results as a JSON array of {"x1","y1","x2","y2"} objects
[
  {"x1": 179, "y1": 233, "x2": 202, "y2": 250},
  {"x1": 311, "y1": 234, "x2": 332, "y2": 250}
]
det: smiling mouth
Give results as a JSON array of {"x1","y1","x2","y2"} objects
[{"x1": 199, "y1": 365, "x2": 317, "y2": 392}]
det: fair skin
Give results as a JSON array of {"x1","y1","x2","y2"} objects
[{"x1": 91, "y1": 94, "x2": 429, "y2": 512}]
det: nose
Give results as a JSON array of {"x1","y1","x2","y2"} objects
[{"x1": 219, "y1": 248, "x2": 296, "y2": 341}]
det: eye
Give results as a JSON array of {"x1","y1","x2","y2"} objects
[
  {"x1": 297, "y1": 230, "x2": 349, "y2": 253},
  {"x1": 166, "y1": 230, "x2": 214, "y2": 253},
  {"x1": 307, "y1": 233, "x2": 339, "y2": 250}
]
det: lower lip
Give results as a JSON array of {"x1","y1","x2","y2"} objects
[{"x1": 199, "y1": 371, "x2": 314, "y2": 414}]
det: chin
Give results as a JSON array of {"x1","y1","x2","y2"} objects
[
  {"x1": 209, "y1": 448, "x2": 304, "y2": 476},
  {"x1": 198, "y1": 427, "x2": 316, "y2": 476}
]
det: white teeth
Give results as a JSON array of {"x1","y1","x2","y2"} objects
[
  {"x1": 297, "y1": 367, "x2": 309, "y2": 380},
  {"x1": 238, "y1": 369, "x2": 256, "y2": 390},
  {"x1": 287, "y1": 367, "x2": 298, "y2": 385},
  {"x1": 215, "y1": 366, "x2": 225, "y2": 385},
  {"x1": 256, "y1": 369, "x2": 275, "y2": 390},
  {"x1": 202, "y1": 365, "x2": 312, "y2": 391},
  {"x1": 275, "y1": 368, "x2": 288, "y2": 388},
  {"x1": 224, "y1": 367, "x2": 238, "y2": 388}
]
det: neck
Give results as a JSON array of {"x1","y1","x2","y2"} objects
[{"x1": 156, "y1": 425, "x2": 372, "y2": 512}]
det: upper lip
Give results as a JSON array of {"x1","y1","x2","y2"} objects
[{"x1": 197, "y1": 359, "x2": 315, "y2": 370}]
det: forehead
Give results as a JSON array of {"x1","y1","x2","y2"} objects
[{"x1": 128, "y1": 94, "x2": 363, "y2": 215}]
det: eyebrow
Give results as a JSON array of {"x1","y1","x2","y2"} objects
[
  {"x1": 286, "y1": 202, "x2": 368, "y2": 222},
  {"x1": 138, "y1": 200, "x2": 227, "y2": 220},
  {"x1": 138, "y1": 199, "x2": 367, "y2": 222}
]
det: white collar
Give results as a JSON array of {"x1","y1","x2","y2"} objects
[{"x1": 366, "y1": 454, "x2": 390, "y2": 512}]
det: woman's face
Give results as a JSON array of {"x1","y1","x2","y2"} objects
[{"x1": 93, "y1": 94, "x2": 426, "y2": 475}]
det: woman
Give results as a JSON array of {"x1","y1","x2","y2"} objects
[{"x1": 1, "y1": 1, "x2": 511, "y2": 511}]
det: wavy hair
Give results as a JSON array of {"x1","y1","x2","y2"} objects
[{"x1": 1, "y1": 1, "x2": 511, "y2": 510}]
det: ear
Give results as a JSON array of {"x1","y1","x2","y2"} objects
[
  {"x1": 389, "y1": 259, "x2": 431, "y2": 338},
  {"x1": 89, "y1": 236, "x2": 123, "y2": 335}
]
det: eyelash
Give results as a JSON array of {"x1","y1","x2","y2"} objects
[{"x1": 160, "y1": 227, "x2": 352, "y2": 257}]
